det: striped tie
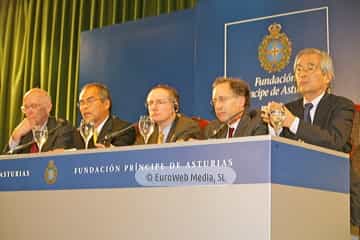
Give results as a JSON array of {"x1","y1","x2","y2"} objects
[
  {"x1": 157, "y1": 132, "x2": 164, "y2": 144},
  {"x1": 228, "y1": 127, "x2": 235, "y2": 138},
  {"x1": 93, "y1": 130, "x2": 98, "y2": 144}
]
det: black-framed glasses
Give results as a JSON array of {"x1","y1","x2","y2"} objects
[{"x1": 77, "y1": 97, "x2": 102, "y2": 108}]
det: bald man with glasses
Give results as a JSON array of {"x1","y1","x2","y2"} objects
[{"x1": 3, "y1": 88, "x2": 75, "y2": 154}]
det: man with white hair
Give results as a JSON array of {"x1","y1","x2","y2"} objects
[
  {"x1": 4, "y1": 88, "x2": 75, "y2": 154},
  {"x1": 262, "y1": 48, "x2": 354, "y2": 152}
]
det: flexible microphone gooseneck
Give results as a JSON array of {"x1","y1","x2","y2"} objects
[{"x1": 210, "y1": 110, "x2": 244, "y2": 138}]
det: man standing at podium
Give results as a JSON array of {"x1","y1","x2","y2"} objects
[
  {"x1": 74, "y1": 82, "x2": 136, "y2": 149},
  {"x1": 3, "y1": 88, "x2": 75, "y2": 154},
  {"x1": 204, "y1": 77, "x2": 267, "y2": 139},
  {"x1": 261, "y1": 48, "x2": 354, "y2": 153}
]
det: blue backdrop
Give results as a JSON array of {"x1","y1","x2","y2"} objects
[{"x1": 80, "y1": 0, "x2": 360, "y2": 122}]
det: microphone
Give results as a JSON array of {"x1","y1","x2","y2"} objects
[
  {"x1": 6, "y1": 118, "x2": 66, "y2": 154},
  {"x1": 6, "y1": 141, "x2": 35, "y2": 155},
  {"x1": 210, "y1": 110, "x2": 244, "y2": 138},
  {"x1": 102, "y1": 123, "x2": 136, "y2": 145}
]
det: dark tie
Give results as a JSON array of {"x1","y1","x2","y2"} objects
[
  {"x1": 228, "y1": 127, "x2": 235, "y2": 138},
  {"x1": 30, "y1": 142, "x2": 39, "y2": 153},
  {"x1": 304, "y1": 103, "x2": 314, "y2": 123}
]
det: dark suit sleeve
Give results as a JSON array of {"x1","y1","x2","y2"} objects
[
  {"x1": 170, "y1": 116, "x2": 203, "y2": 142},
  {"x1": 50, "y1": 122, "x2": 76, "y2": 150},
  {"x1": 111, "y1": 126, "x2": 136, "y2": 146},
  {"x1": 249, "y1": 110, "x2": 269, "y2": 136},
  {"x1": 203, "y1": 122, "x2": 215, "y2": 139},
  {"x1": 283, "y1": 97, "x2": 354, "y2": 152}
]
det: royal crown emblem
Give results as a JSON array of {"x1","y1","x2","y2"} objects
[
  {"x1": 258, "y1": 23, "x2": 292, "y2": 73},
  {"x1": 44, "y1": 160, "x2": 58, "y2": 185}
]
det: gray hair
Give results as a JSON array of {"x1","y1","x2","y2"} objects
[{"x1": 293, "y1": 48, "x2": 335, "y2": 80}]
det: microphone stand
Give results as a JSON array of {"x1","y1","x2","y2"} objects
[
  {"x1": 102, "y1": 123, "x2": 137, "y2": 147},
  {"x1": 211, "y1": 110, "x2": 244, "y2": 138}
]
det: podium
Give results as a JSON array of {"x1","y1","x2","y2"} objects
[{"x1": 0, "y1": 136, "x2": 349, "y2": 240}]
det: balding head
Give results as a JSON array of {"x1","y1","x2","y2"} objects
[{"x1": 22, "y1": 88, "x2": 52, "y2": 126}]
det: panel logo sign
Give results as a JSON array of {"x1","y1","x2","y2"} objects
[
  {"x1": 258, "y1": 23, "x2": 292, "y2": 73},
  {"x1": 224, "y1": 7, "x2": 329, "y2": 108},
  {"x1": 44, "y1": 160, "x2": 58, "y2": 185}
]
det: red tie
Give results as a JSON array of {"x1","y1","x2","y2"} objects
[
  {"x1": 30, "y1": 142, "x2": 39, "y2": 153},
  {"x1": 228, "y1": 127, "x2": 235, "y2": 138}
]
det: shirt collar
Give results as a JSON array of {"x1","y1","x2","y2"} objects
[
  {"x1": 228, "y1": 119, "x2": 240, "y2": 130},
  {"x1": 159, "y1": 122, "x2": 172, "y2": 141},
  {"x1": 96, "y1": 115, "x2": 109, "y2": 134},
  {"x1": 303, "y1": 92, "x2": 325, "y2": 109}
]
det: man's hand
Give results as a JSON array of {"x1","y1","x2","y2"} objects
[
  {"x1": 261, "y1": 102, "x2": 296, "y2": 128},
  {"x1": 11, "y1": 118, "x2": 33, "y2": 142}
]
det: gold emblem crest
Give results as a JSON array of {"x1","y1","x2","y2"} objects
[
  {"x1": 258, "y1": 23, "x2": 292, "y2": 73},
  {"x1": 44, "y1": 160, "x2": 58, "y2": 185}
]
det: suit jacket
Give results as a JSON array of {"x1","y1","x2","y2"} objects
[
  {"x1": 204, "y1": 110, "x2": 268, "y2": 139},
  {"x1": 74, "y1": 115, "x2": 136, "y2": 149},
  {"x1": 3, "y1": 116, "x2": 75, "y2": 154},
  {"x1": 135, "y1": 114, "x2": 202, "y2": 144},
  {"x1": 282, "y1": 93, "x2": 354, "y2": 153}
]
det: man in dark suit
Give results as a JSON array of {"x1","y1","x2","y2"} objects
[
  {"x1": 74, "y1": 82, "x2": 135, "y2": 149},
  {"x1": 4, "y1": 88, "x2": 75, "y2": 154},
  {"x1": 135, "y1": 84, "x2": 202, "y2": 144},
  {"x1": 262, "y1": 48, "x2": 354, "y2": 153},
  {"x1": 204, "y1": 77, "x2": 267, "y2": 139}
]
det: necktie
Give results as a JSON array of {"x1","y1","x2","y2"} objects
[
  {"x1": 157, "y1": 132, "x2": 164, "y2": 144},
  {"x1": 30, "y1": 142, "x2": 39, "y2": 153},
  {"x1": 228, "y1": 127, "x2": 235, "y2": 138},
  {"x1": 93, "y1": 129, "x2": 98, "y2": 144},
  {"x1": 304, "y1": 103, "x2": 314, "y2": 123}
]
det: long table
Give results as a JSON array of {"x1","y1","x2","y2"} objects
[{"x1": 0, "y1": 136, "x2": 349, "y2": 240}]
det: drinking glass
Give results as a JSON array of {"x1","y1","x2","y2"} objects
[
  {"x1": 270, "y1": 108, "x2": 286, "y2": 136},
  {"x1": 138, "y1": 115, "x2": 155, "y2": 144},
  {"x1": 79, "y1": 120, "x2": 94, "y2": 149},
  {"x1": 33, "y1": 126, "x2": 48, "y2": 152}
]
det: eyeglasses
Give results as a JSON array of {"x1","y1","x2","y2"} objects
[
  {"x1": 20, "y1": 103, "x2": 41, "y2": 113},
  {"x1": 210, "y1": 95, "x2": 237, "y2": 106},
  {"x1": 295, "y1": 63, "x2": 320, "y2": 74},
  {"x1": 77, "y1": 97, "x2": 103, "y2": 108},
  {"x1": 145, "y1": 98, "x2": 172, "y2": 108}
]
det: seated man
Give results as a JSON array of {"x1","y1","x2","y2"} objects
[
  {"x1": 135, "y1": 84, "x2": 202, "y2": 144},
  {"x1": 74, "y1": 82, "x2": 136, "y2": 149},
  {"x1": 3, "y1": 88, "x2": 75, "y2": 154},
  {"x1": 261, "y1": 48, "x2": 354, "y2": 153},
  {"x1": 204, "y1": 77, "x2": 267, "y2": 139}
]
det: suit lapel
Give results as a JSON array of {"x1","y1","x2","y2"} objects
[
  {"x1": 234, "y1": 113, "x2": 250, "y2": 137},
  {"x1": 98, "y1": 117, "x2": 112, "y2": 143},
  {"x1": 313, "y1": 94, "x2": 330, "y2": 126},
  {"x1": 293, "y1": 99, "x2": 305, "y2": 120},
  {"x1": 148, "y1": 127, "x2": 158, "y2": 144},
  {"x1": 42, "y1": 117, "x2": 57, "y2": 151},
  {"x1": 167, "y1": 116, "x2": 179, "y2": 142}
]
